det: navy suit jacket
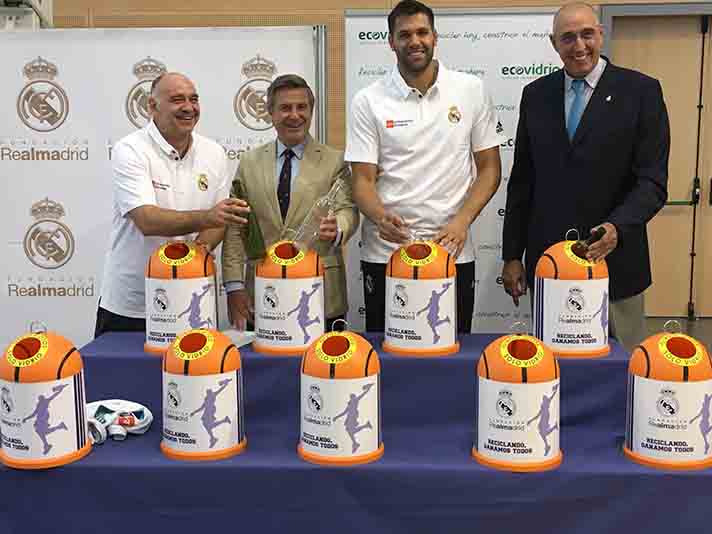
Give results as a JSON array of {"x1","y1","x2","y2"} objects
[{"x1": 502, "y1": 59, "x2": 670, "y2": 300}]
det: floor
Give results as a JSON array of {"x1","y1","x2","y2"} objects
[{"x1": 645, "y1": 317, "x2": 712, "y2": 347}]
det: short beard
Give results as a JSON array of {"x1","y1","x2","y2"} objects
[{"x1": 398, "y1": 49, "x2": 433, "y2": 75}]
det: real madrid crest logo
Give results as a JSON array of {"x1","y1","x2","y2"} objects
[
  {"x1": 1, "y1": 387, "x2": 14, "y2": 415},
  {"x1": 153, "y1": 288, "x2": 170, "y2": 312},
  {"x1": 126, "y1": 57, "x2": 167, "y2": 129},
  {"x1": 656, "y1": 389, "x2": 679, "y2": 417},
  {"x1": 393, "y1": 284, "x2": 408, "y2": 308},
  {"x1": 17, "y1": 57, "x2": 69, "y2": 132},
  {"x1": 263, "y1": 285, "x2": 279, "y2": 309},
  {"x1": 307, "y1": 385, "x2": 323, "y2": 414},
  {"x1": 496, "y1": 390, "x2": 516, "y2": 418},
  {"x1": 167, "y1": 381, "x2": 182, "y2": 408},
  {"x1": 23, "y1": 198, "x2": 75, "y2": 269},
  {"x1": 566, "y1": 287, "x2": 586, "y2": 313},
  {"x1": 197, "y1": 174, "x2": 209, "y2": 192},
  {"x1": 234, "y1": 54, "x2": 277, "y2": 131},
  {"x1": 448, "y1": 105, "x2": 461, "y2": 124}
]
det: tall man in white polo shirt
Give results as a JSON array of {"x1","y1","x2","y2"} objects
[
  {"x1": 96, "y1": 72, "x2": 250, "y2": 337},
  {"x1": 346, "y1": 0, "x2": 505, "y2": 333}
]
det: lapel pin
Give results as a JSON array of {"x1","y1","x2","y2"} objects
[{"x1": 606, "y1": 95, "x2": 612, "y2": 102}]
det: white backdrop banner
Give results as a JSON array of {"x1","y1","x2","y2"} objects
[
  {"x1": 0, "y1": 27, "x2": 318, "y2": 349},
  {"x1": 344, "y1": 9, "x2": 562, "y2": 333}
]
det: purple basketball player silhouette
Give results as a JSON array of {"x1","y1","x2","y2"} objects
[
  {"x1": 22, "y1": 384, "x2": 69, "y2": 455},
  {"x1": 190, "y1": 378, "x2": 232, "y2": 448},
  {"x1": 416, "y1": 282, "x2": 452, "y2": 344},
  {"x1": 690, "y1": 394, "x2": 712, "y2": 455},
  {"x1": 591, "y1": 291, "x2": 609, "y2": 344},
  {"x1": 333, "y1": 383, "x2": 374, "y2": 453},
  {"x1": 527, "y1": 384, "x2": 559, "y2": 456},
  {"x1": 287, "y1": 282, "x2": 322, "y2": 344},
  {"x1": 178, "y1": 284, "x2": 213, "y2": 329}
]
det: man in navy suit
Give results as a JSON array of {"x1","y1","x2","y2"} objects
[{"x1": 501, "y1": 2, "x2": 670, "y2": 350}]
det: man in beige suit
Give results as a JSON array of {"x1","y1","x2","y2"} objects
[{"x1": 222, "y1": 74, "x2": 359, "y2": 331}]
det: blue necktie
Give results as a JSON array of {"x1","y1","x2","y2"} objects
[{"x1": 567, "y1": 79, "x2": 586, "y2": 140}]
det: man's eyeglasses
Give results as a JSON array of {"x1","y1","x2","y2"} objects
[{"x1": 554, "y1": 27, "x2": 600, "y2": 45}]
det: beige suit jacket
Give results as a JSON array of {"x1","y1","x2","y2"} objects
[{"x1": 222, "y1": 137, "x2": 359, "y2": 319}]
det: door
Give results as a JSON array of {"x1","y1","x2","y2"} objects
[{"x1": 611, "y1": 15, "x2": 710, "y2": 317}]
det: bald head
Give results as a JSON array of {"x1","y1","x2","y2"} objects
[
  {"x1": 550, "y1": 2, "x2": 604, "y2": 79},
  {"x1": 148, "y1": 71, "x2": 200, "y2": 144},
  {"x1": 151, "y1": 72, "x2": 194, "y2": 98},
  {"x1": 552, "y1": 3, "x2": 599, "y2": 35}
]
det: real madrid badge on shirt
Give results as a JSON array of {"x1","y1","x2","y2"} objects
[
  {"x1": 197, "y1": 173, "x2": 208, "y2": 191},
  {"x1": 448, "y1": 105, "x2": 462, "y2": 124}
]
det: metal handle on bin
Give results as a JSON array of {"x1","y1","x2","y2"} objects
[
  {"x1": 28, "y1": 320, "x2": 47, "y2": 334},
  {"x1": 565, "y1": 228, "x2": 580, "y2": 241},
  {"x1": 509, "y1": 321, "x2": 529, "y2": 336},
  {"x1": 331, "y1": 318, "x2": 349, "y2": 332},
  {"x1": 663, "y1": 319, "x2": 682, "y2": 334}
]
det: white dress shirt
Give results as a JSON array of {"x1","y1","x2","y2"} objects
[{"x1": 564, "y1": 57, "x2": 607, "y2": 121}]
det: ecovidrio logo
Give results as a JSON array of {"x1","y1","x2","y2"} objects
[
  {"x1": 500, "y1": 63, "x2": 560, "y2": 79},
  {"x1": 357, "y1": 30, "x2": 388, "y2": 42}
]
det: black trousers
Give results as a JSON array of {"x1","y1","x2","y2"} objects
[
  {"x1": 94, "y1": 305, "x2": 145, "y2": 339},
  {"x1": 361, "y1": 261, "x2": 475, "y2": 334}
]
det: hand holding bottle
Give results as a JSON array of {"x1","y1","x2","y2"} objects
[
  {"x1": 319, "y1": 214, "x2": 339, "y2": 242},
  {"x1": 291, "y1": 179, "x2": 344, "y2": 250}
]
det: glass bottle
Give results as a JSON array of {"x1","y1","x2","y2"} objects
[{"x1": 289, "y1": 179, "x2": 344, "y2": 251}]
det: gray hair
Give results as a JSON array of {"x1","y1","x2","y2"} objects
[{"x1": 266, "y1": 74, "x2": 315, "y2": 112}]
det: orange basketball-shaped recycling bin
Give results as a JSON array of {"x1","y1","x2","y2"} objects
[
  {"x1": 533, "y1": 240, "x2": 610, "y2": 358},
  {"x1": 472, "y1": 334, "x2": 562, "y2": 472},
  {"x1": 383, "y1": 240, "x2": 458, "y2": 357},
  {"x1": 624, "y1": 331, "x2": 712, "y2": 470},
  {"x1": 298, "y1": 331, "x2": 383, "y2": 465},
  {"x1": 162, "y1": 329, "x2": 246, "y2": 461},
  {"x1": 253, "y1": 240, "x2": 325, "y2": 356},
  {"x1": 145, "y1": 240, "x2": 218, "y2": 354},
  {"x1": 0, "y1": 331, "x2": 91, "y2": 469}
]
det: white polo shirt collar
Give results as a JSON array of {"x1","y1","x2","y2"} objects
[
  {"x1": 389, "y1": 61, "x2": 442, "y2": 100},
  {"x1": 146, "y1": 120, "x2": 192, "y2": 162}
]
